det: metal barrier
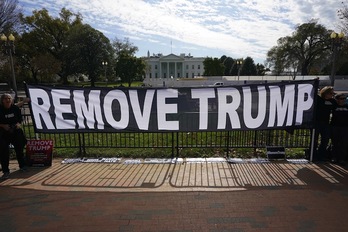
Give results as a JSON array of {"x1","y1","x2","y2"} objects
[{"x1": 20, "y1": 105, "x2": 312, "y2": 158}]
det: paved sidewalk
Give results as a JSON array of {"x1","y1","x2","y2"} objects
[{"x1": 1, "y1": 158, "x2": 348, "y2": 231}]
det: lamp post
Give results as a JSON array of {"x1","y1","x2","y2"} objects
[
  {"x1": 330, "y1": 32, "x2": 344, "y2": 87},
  {"x1": 1, "y1": 33, "x2": 17, "y2": 101},
  {"x1": 236, "y1": 59, "x2": 243, "y2": 81},
  {"x1": 102, "y1": 61, "x2": 108, "y2": 86}
]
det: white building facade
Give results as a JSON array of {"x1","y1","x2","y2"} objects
[{"x1": 144, "y1": 53, "x2": 205, "y2": 79}]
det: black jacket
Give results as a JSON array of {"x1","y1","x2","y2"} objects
[{"x1": 315, "y1": 95, "x2": 336, "y2": 124}]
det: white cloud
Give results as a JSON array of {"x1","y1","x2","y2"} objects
[{"x1": 19, "y1": 0, "x2": 343, "y2": 63}]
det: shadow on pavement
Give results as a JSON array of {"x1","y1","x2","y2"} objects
[{"x1": 1, "y1": 159, "x2": 347, "y2": 192}]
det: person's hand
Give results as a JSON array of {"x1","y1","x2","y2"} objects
[
  {"x1": 23, "y1": 98, "x2": 30, "y2": 104},
  {"x1": 2, "y1": 124, "x2": 11, "y2": 131}
]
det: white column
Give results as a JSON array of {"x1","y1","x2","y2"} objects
[
  {"x1": 175, "y1": 62, "x2": 177, "y2": 78},
  {"x1": 166, "y1": 62, "x2": 169, "y2": 78},
  {"x1": 159, "y1": 62, "x2": 162, "y2": 78}
]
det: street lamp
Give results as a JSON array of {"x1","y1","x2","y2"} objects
[
  {"x1": 236, "y1": 59, "x2": 243, "y2": 81},
  {"x1": 1, "y1": 33, "x2": 17, "y2": 101},
  {"x1": 330, "y1": 32, "x2": 344, "y2": 86},
  {"x1": 102, "y1": 61, "x2": 108, "y2": 86}
]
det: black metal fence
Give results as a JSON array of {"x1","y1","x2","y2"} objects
[{"x1": 20, "y1": 105, "x2": 312, "y2": 158}]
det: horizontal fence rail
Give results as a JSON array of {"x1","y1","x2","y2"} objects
[{"x1": 20, "y1": 105, "x2": 312, "y2": 158}]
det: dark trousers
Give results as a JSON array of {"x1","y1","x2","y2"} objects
[
  {"x1": 0, "y1": 129, "x2": 27, "y2": 173},
  {"x1": 313, "y1": 123, "x2": 331, "y2": 161},
  {"x1": 332, "y1": 126, "x2": 348, "y2": 163}
]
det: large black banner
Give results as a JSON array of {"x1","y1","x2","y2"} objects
[{"x1": 26, "y1": 79, "x2": 318, "y2": 133}]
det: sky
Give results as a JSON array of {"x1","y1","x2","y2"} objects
[{"x1": 18, "y1": 0, "x2": 344, "y2": 64}]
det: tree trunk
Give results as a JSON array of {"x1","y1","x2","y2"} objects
[{"x1": 301, "y1": 60, "x2": 309, "y2": 75}]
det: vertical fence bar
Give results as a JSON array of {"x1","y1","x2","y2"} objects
[
  {"x1": 226, "y1": 131, "x2": 230, "y2": 158},
  {"x1": 176, "y1": 132, "x2": 180, "y2": 158},
  {"x1": 171, "y1": 132, "x2": 175, "y2": 159},
  {"x1": 253, "y1": 130, "x2": 258, "y2": 147},
  {"x1": 310, "y1": 128, "x2": 315, "y2": 162},
  {"x1": 78, "y1": 133, "x2": 82, "y2": 156}
]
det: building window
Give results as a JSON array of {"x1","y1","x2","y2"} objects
[
  {"x1": 150, "y1": 73, "x2": 152, "y2": 78},
  {"x1": 164, "y1": 73, "x2": 166, "y2": 78},
  {"x1": 155, "y1": 73, "x2": 158, "y2": 78},
  {"x1": 198, "y1": 73, "x2": 200, "y2": 76},
  {"x1": 192, "y1": 65, "x2": 194, "y2": 69},
  {"x1": 192, "y1": 73, "x2": 194, "y2": 78},
  {"x1": 198, "y1": 65, "x2": 200, "y2": 69},
  {"x1": 155, "y1": 65, "x2": 157, "y2": 69},
  {"x1": 186, "y1": 65, "x2": 188, "y2": 70},
  {"x1": 186, "y1": 73, "x2": 188, "y2": 78}
]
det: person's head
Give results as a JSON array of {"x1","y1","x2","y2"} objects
[
  {"x1": 335, "y1": 93, "x2": 347, "y2": 106},
  {"x1": 0, "y1": 93, "x2": 13, "y2": 108},
  {"x1": 319, "y1": 86, "x2": 334, "y2": 100}
]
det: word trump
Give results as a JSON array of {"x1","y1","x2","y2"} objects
[
  {"x1": 26, "y1": 80, "x2": 317, "y2": 133},
  {"x1": 26, "y1": 140, "x2": 53, "y2": 151}
]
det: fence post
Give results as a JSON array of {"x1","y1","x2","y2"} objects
[
  {"x1": 253, "y1": 131, "x2": 258, "y2": 156},
  {"x1": 171, "y1": 132, "x2": 175, "y2": 159},
  {"x1": 176, "y1": 132, "x2": 179, "y2": 158},
  {"x1": 253, "y1": 131, "x2": 257, "y2": 146},
  {"x1": 78, "y1": 133, "x2": 82, "y2": 157},
  {"x1": 78, "y1": 133, "x2": 86, "y2": 157},
  {"x1": 309, "y1": 128, "x2": 315, "y2": 162},
  {"x1": 170, "y1": 132, "x2": 179, "y2": 159},
  {"x1": 226, "y1": 131, "x2": 230, "y2": 158}
]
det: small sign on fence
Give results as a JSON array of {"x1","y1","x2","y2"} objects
[
  {"x1": 26, "y1": 140, "x2": 54, "y2": 167},
  {"x1": 266, "y1": 146, "x2": 286, "y2": 160}
]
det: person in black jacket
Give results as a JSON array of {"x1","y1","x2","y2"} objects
[
  {"x1": 313, "y1": 86, "x2": 337, "y2": 162},
  {"x1": 0, "y1": 93, "x2": 27, "y2": 180},
  {"x1": 331, "y1": 93, "x2": 348, "y2": 165}
]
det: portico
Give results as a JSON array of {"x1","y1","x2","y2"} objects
[
  {"x1": 144, "y1": 53, "x2": 205, "y2": 79},
  {"x1": 159, "y1": 58, "x2": 184, "y2": 78}
]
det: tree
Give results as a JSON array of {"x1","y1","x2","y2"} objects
[
  {"x1": 266, "y1": 20, "x2": 331, "y2": 76},
  {"x1": 266, "y1": 40, "x2": 288, "y2": 75},
  {"x1": 112, "y1": 37, "x2": 139, "y2": 81},
  {"x1": 219, "y1": 56, "x2": 260, "y2": 76},
  {"x1": 20, "y1": 8, "x2": 83, "y2": 84},
  {"x1": 220, "y1": 55, "x2": 234, "y2": 75},
  {"x1": 239, "y1": 57, "x2": 257, "y2": 76},
  {"x1": 203, "y1": 57, "x2": 224, "y2": 76},
  {"x1": 338, "y1": 1, "x2": 348, "y2": 35},
  {"x1": 0, "y1": 0, "x2": 21, "y2": 85},
  {"x1": 112, "y1": 37, "x2": 138, "y2": 56},
  {"x1": 336, "y1": 1, "x2": 348, "y2": 75},
  {"x1": 0, "y1": 0, "x2": 21, "y2": 33},
  {"x1": 20, "y1": 8, "x2": 139, "y2": 85},
  {"x1": 115, "y1": 52, "x2": 146, "y2": 86},
  {"x1": 15, "y1": 31, "x2": 62, "y2": 84},
  {"x1": 256, "y1": 63, "x2": 268, "y2": 76},
  {"x1": 31, "y1": 54, "x2": 61, "y2": 83},
  {"x1": 65, "y1": 24, "x2": 114, "y2": 87}
]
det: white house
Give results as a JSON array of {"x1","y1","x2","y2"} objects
[{"x1": 143, "y1": 52, "x2": 205, "y2": 79}]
